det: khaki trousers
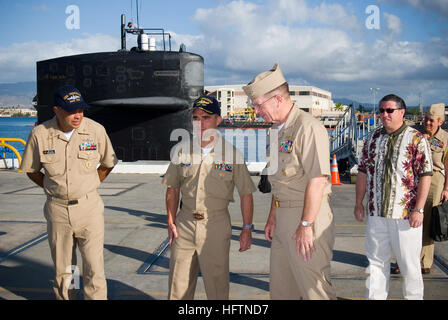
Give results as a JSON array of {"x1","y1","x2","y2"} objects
[
  {"x1": 270, "y1": 196, "x2": 336, "y2": 300},
  {"x1": 44, "y1": 191, "x2": 106, "y2": 300},
  {"x1": 168, "y1": 208, "x2": 231, "y2": 300},
  {"x1": 421, "y1": 171, "x2": 444, "y2": 269}
]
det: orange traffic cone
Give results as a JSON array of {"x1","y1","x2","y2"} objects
[{"x1": 331, "y1": 154, "x2": 343, "y2": 185}]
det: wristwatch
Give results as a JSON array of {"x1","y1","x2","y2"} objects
[
  {"x1": 413, "y1": 208, "x2": 424, "y2": 214},
  {"x1": 300, "y1": 220, "x2": 313, "y2": 227},
  {"x1": 243, "y1": 224, "x2": 254, "y2": 231}
]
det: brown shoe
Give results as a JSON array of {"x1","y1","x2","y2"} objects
[
  {"x1": 391, "y1": 266, "x2": 401, "y2": 274},
  {"x1": 421, "y1": 268, "x2": 430, "y2": 274}
]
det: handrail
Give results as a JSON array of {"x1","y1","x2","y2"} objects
[
  {"x1": 0, "y1": 138, "x2": 26, "y2": 170},
  {"x1": 329, "y1": 106, "x2": 381, "y2": 166},
  {"x1": 0, "y1": 138, "x2": 26, "y2": 147}
]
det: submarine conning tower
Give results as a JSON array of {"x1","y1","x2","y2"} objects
[{"x1": 35, "y1": 14, "x2": 204, "y2": 161}]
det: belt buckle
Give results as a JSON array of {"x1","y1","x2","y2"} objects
[
  {"x1": 193, "y1": 213, "x2": 204, "y2": 220},
  {"x1": 68, "y1": 200, "x2": 78, "y2": 205},
  {"x1": 275, "y1": 200, "x2": 280, "y2": 208}
]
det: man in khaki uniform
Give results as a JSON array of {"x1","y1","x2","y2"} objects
[
  {"x1": 243, "y1": 64, "x2": 336, "y2": 300},
  {"x1": 20, "y1": 85, "x2": 118, "y2": 300},
  {"x1": 419, "y1": 103, "x2": 448, "y2": 273},
  {"x1": 162, "y1": 96, "x2": 256, "y2": 299}
]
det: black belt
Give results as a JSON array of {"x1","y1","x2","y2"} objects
[{"x1": 48, "y1": 197, "x2": 80, "y2": 205}]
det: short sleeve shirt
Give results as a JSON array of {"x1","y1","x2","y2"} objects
[
  {"x1": 268, "y1": 106, "x2": 332, "y2": 201},
  {"x1": 20, "y1": 117, "x2": 118, "y2": 199},
  {"x1": 358, "y1": 124, "x2": 433, "y2": 219},
  {"x1": 162, "y1": 136, "x2": 256, "y2": 213},
  {"x1": 426, "y1": 128, "x2": 448, "y2": 172}
]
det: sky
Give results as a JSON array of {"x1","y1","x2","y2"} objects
[{"x1": 0, "y1": 0, "x2": 447, "y2": 106}]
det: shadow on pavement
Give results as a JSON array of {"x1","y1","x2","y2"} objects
[{"x1": 0, "y1": 253, "x2": 153, "y2": 300}]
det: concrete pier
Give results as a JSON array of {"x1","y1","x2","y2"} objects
[{"x1": 0, "y1": 171, "x2": 447, "y2": 300}]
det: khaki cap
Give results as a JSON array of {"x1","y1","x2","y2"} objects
[
  {"x1": 429, "y1": 103, "x2": 446, "y2": 120},
  {"x1": 243, "y1": 63, "x2": 287, "y2": 100}
]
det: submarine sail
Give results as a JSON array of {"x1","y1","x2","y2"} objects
[{"x1": 35, "y1": 14, "x2": 204, "y2": 161}]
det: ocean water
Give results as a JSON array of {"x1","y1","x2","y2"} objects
[
  {"x1": 0, "y1": 117, "x2": 268, "y2": 162},
  {"x1": 0, "y1": 117, "x2": 36, "y2": 157}
]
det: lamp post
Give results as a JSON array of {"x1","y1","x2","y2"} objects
[{"x1": 370, "y1": 87, "x2": 380, "y2": 126}]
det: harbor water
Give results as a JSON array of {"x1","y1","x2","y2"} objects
[
  {"x1": 0, "y1": 117, "x2": 36, "y2": 160},
  {"x1": 0, "y1": 117, "x2": 268, "y2": 163}
]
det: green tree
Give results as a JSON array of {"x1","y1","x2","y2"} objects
[
  {"x1": 334, "y1": 102, "x2": 344, "y2": 111},
  {"x1": 407, "y1": 108, "x2": 421, "y2": 116}
]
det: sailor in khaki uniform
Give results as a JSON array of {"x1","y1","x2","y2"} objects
[
  {"x1": 420, "y1": 103, "x2": 448, "y2": 273},
  {"x1": 20, "y1": 85, "x2": 118, "y2": 300},
  {"x1": 162, "y1": 96, "x2": 256, "y2": 300},
  {"x1": 243, "y1": 64, "x2": 336, "y2": 300}
]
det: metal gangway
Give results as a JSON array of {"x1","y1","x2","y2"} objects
[{"x1": 329, "y1": 106, "x2": 380, "y2": 168}]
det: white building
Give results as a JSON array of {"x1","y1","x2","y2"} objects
[
  {"x1": 0, "y1": 108, "x2": 37, "y2": 117},
  {"x1": 205, "y1": 84, "x2": 335, "y2": 118}
]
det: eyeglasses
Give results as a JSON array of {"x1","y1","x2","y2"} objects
[
  {"x1": 379, "y1": 108, "x2": 401, "y2": 114},
  {"x1": 251, "y1": 95, "x2": 276, "y2": 109}
]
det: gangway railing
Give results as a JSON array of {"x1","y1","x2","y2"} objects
[
  {"x1": 0, "y1": 138, "x2": 26, "y2": 170},
  {"x1": 329, "y1": 106, "x2": 380, "y2": 167}
]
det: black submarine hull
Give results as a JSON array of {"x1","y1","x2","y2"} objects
[{"x1": 36, "y1": 50, "x2": 204, "y2": 161}]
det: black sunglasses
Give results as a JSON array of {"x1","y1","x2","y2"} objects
[{"x1": 379, "y1": 108, "x2": 402, "y2": 114}]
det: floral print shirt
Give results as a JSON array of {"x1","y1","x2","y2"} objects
[{"x1": 358, "y1": 124, "x2": 433, "y2": 219}]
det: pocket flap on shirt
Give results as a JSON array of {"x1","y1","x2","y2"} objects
[
  {"x1": 40, "y1": 154, "x2": 58, "y2": 163},
  {"x1": 77, "y1": 150, "x2": 98, "y2": 160}
]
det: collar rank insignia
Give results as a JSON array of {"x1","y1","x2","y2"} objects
[
  {"x1": 279, "y1": 138, "x2": 294, "y2": 153},
  {"x1": 43, "y1": 150, "x2": 55, "y2": 155},
  {"x1": 215, "y1": 163, "x2": 232, "y2": 172}
]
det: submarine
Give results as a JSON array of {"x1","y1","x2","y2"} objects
[{"x1": 35, "y1": 14, "x2": 204, "y2": 161}]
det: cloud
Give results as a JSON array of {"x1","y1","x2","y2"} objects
[
  {"x1": 441, "y1": 56, "x2": 448, "y2": 68},
  {"x1": 0, "y1": 34, "x2": 119, "y2": 83},
  {"x1": 383, "y1": 12, "x2": 403, "y2": 36},
  {"x1": 0, "y1": 0, "x2": 446, "y2": 105},
  {"x1": 381, "y1": 0, "x2": 448, "y2": 17},
  {"x1": 32, "y1": 5, "x2": 49, "y2": 12},
  {"x1": 184, "y1": 0, "x2": 447, "y2": 104}
]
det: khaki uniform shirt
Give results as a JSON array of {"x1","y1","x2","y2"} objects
[
  {"x1": 269, "y1": 106, "x2": 331, "y2": 202},
  {"x1": 427, "y1": 128, "x2": 448, "y2": 173},
  {"x1": 162, "y1": 137, "x2": 256, "y2": 213},
  {"x1": 20, "y1": 116, "x2": 118, "y2": 200}
]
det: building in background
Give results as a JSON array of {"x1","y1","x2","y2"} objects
[
  {"x1": 205, "y1": 84, "x2": 336, "y2": 119},
  {"x1": 0, "y1": 107, "x2": 37, "y2": 117}
]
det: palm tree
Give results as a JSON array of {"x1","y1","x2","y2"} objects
[{"x1": 334, "y1": 102, "x2": 344, "y2": 111}]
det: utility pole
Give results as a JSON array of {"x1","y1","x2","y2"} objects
[
  {"x1": 370, "y1": 87, "x2": 380, "y2": 126},
  {"x1": 419, "y1": 92, "x2": 423, "y2": 115}
]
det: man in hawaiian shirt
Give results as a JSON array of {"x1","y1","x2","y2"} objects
[{"x1": 354, "y1": 94, "x2": 432, "y2": 300}]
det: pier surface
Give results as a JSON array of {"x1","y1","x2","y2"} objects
[{"x1": 1, "y1": 171, "x2": 447, "y2": 300}]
